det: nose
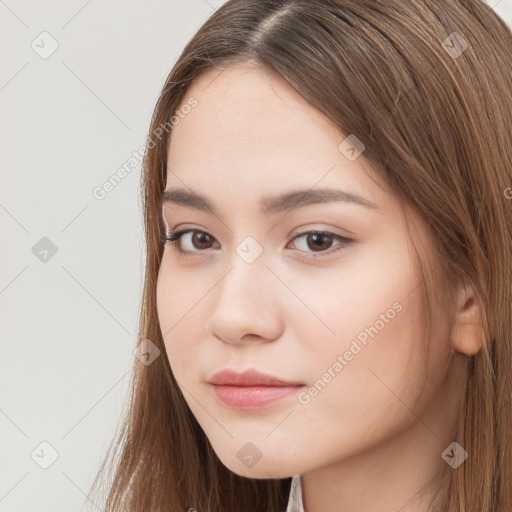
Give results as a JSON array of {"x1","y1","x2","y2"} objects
[{"x1": 204, "y1": 255, "x2": 285, "y2": 346}]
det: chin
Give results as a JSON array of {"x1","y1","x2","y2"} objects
[
  {"x1": 213, "y1": 446, "x2": 299, "y2": 480},
  {"x1": 226, "y1": 462, "x2": 296, "y2": 480}
]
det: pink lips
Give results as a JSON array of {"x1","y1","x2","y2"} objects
[{"x1": 208, "y1": 368, "x2": 305, "y2": 409}]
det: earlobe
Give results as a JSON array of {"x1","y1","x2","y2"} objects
[{"x1": 450, "y1": 280, "x2": 485, "y2": 357}]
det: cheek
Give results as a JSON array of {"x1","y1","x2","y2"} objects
[
  {"x1": 282, "y1": 292, "x2": 428, "y2": 469},
  {"x1": 156, "y1": 259, "x2": 193, "y2": 371},
  {"x1": 286, "y1": 239, "x2": 417, "y2": 355},
  {"x1": 289, "y1": 240, "x2": 429, "y2": 406},
  {"x1": 297, "y1": 289, "x2": 425, "y2": 402}
]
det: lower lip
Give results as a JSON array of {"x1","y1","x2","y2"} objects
[{"x1": 210, "y1": 384, "x2": 303, "y2": 409}]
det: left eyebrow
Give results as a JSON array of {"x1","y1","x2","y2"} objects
[{"x1": 160, "y1": 186, "x2": 379, "y2": 215}]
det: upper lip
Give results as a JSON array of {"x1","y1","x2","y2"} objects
[{"x1": 208, "y1": 368, "x2": 304, "y2": 387}]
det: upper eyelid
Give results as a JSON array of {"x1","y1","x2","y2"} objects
[
  {"x1": 169, "y1": 228, "x2": 351, "y2": 248},
  {"x1": 161, "y1": 205, "x2": 359, "y2": 236},
  {"x1": 161, "y1": 211, "x2": 353, "y2": 237},
  {"x1": 168, "y1": 226, "x2": 350, "y2": 238}
]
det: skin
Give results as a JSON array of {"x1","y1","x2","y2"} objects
[{"x1": 156, "y1": 62, "x2": 483, "y2": 512}]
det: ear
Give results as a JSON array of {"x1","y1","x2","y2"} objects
[{"x1": 449, "y1": 280, "x2": 484, "y2": 356}]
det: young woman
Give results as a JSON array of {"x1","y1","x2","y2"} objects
[{"x1": 89, "y1": 1, "x2": 512, "y2": 511}]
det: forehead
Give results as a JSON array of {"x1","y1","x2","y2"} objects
[
  {"x1": 169, "y1": 63, "x2": 344, "y2": 161},
  {"x1": 165, "y1": 62, "x2": 407, "y2": 226}
]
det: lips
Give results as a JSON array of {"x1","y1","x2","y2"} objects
[
  {"x1": 207, "y1": 368, "x2": 305, "y2": 409},
  {"x1": 208, "y1": 368, "x2": 304, "y2": 387}
]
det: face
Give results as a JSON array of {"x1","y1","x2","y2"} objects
[{"x1": 156, "y1": 62, "x2": 455, "y2": 479}]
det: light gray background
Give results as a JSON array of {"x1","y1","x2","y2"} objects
[{"x1": 1, "y1": 1, "x2": 510, "y2": 511}]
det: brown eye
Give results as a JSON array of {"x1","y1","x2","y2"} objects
[
  {"x1": 191, "y1": 231, "x2": 214, "y2": 250},
  {"x1": 163, "y1": 228, "x2": 352, "y2": 259},
  {"x1": 163, "y1": 229, "x2": 219, "y2": 255},
  {"x1": 289, "y1": 230, "x2": 352, "y2": 258},
  {"x1": 305, "y1": 233, "x2": 334, "y2": 252}
]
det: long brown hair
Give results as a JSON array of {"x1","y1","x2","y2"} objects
[{"x1": 88, "y1": 1, "x2": 512, "y2": 510}]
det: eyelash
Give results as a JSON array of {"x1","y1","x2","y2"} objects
[{"x1": 161, "y1": 228, "x2": 352, "y2": 259}]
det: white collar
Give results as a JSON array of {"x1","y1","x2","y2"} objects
[{"x1": 285, "y1": 475, "x2": 305, "y2": 512}]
